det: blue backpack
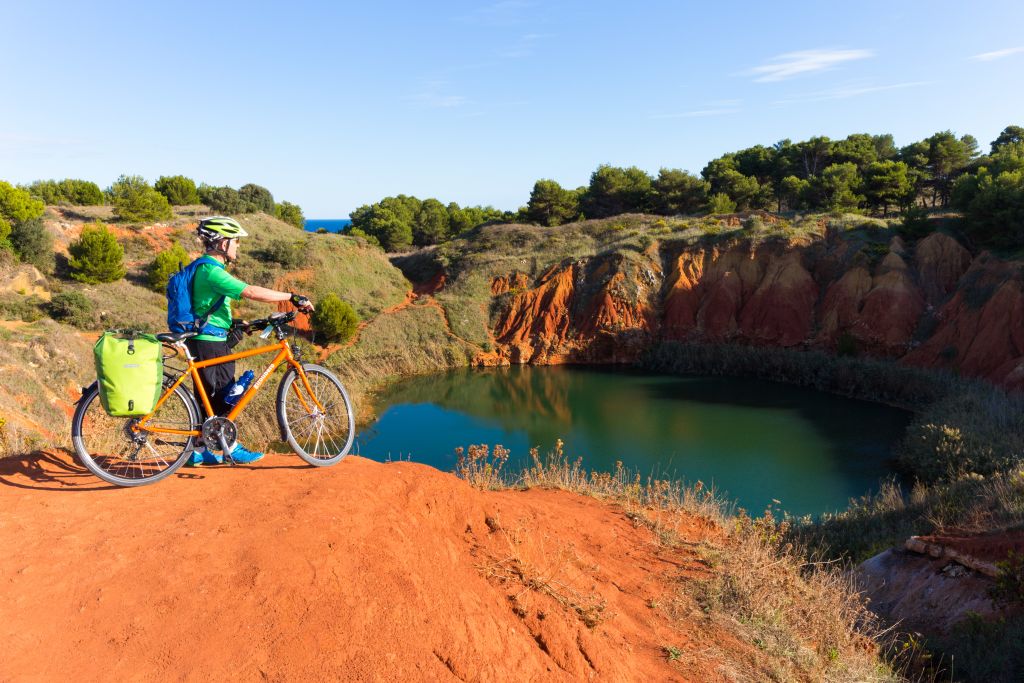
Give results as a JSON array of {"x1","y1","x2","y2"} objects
[{"x1": 166, "y1": 255, "x2": 229, "y2": 339}]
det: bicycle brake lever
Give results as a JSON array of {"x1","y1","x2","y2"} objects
[{"x1": 259, "y1": 325, "x2": 274, "y2": 339}]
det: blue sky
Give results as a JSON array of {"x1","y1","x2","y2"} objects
[{"x1": 3, "y1": 1, "x2": 1023, "y2": 217}]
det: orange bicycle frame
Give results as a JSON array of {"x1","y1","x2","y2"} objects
[{"x1": 135, "y1": 337, "x2": 323, "y2": 438}]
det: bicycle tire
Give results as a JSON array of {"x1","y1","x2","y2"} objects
[
  {"x1": 276, "y1": 363, "x2": 354, "y2": 467},
  {"x1": 71, "y1": 376, "x2": 200, "y2": 487}
]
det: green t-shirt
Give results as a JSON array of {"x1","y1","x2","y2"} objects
[{"x1": 191, "y1": 255, "x2": 248, "y2": 341}]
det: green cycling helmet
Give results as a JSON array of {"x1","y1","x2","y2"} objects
[{"x1": 197, "y1": 216, "x2": 249, "y2": 244}]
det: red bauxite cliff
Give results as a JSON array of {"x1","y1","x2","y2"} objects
[{"x1": 477, "y1": 232, "x2": 1024, "y2": 390}]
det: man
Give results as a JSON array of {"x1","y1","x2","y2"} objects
[{"x1": 187, "y1": 216, "x2": 315, "y2": 465}]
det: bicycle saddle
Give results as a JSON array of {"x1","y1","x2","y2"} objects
[{"x1": 156, "y1": 331, "x2": 200, "y2": 343}]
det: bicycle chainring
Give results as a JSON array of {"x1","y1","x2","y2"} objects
[{"x1": 201, "y1": 416, "x2": 238, "y2": 453}]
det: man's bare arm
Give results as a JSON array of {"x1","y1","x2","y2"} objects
[{"x1": 241, "y1": 285, "x2": 291, "y2": 303}]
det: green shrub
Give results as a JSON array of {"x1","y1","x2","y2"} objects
[
  {"x1": 148, "y1": 243, "x2": 190, "y2": 292},
  {"x1": 743, "y1": 215, "x2": 766, "y2": 231},
  {"x1": 347, "y1": 226, "x2": 381, "y2": 248},
  {"x1": 836, "y1": 332, "x2": 858, "y2": 357},
  {"x1": 942, "y1": 612, "x2": 1024, "y2": 683},
  {"x1": 992, "y1": 551, "x2": 1024, "y2": 606},
  {"x1": 274, "y1": 201, "x2": 305, "y2": 229},
  {"x1": 311, "y1": 292, "x2": 359, "y2": 344},
  {"x1": 9, "y1": 218, "x2": 55, "y2": 274},
  {"x1": 257, "y1": 238, "x2": 306, "y2": 268},
  {"x1": 47, "y1": 290, "x2": 95, "y2": 328},
  {"x1": 897, "y1": 205, "x2": 932, "y2": 240},
  {"x1": 203, "y1": 186, "x2": 243, "y2": 214},
  {"x1": 959, "y1": 169, "x2": 1024, "y2": 250},
  {"x1": 68, "y1": 222, "x2": 126, "y2": 283},
  {"x1": 109, "y1": 175, "x2": 173, "y2": 223},
  {"x1": 154, "y1": 175, "x2": 200, "y2": 205},
  {"x1": 25, "y1": 179, "x2": 104, "y2": 205},
  {"x1": 238, "y1": 183, "x2": 274, "y2": 214},
  {"x1": 0, "y1": 295, "x2": 45, "y2": 322},
  {"x1": 707, "y1": 192, "x2": 736, "y2": 214},
  {"x1": 0, "y1": 181, "x2": 46, "y2": 224},
  {"x1": 0, "y1": 181, "x2": 45, "y2": 249}
]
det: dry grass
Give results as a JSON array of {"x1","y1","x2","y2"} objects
[
  {"x1": 694, "y1": 509, "x2": 897, "y2": 682},
  {"x1": 457, "y1": 441, "x2": 900, "y2": 682},
  {"x1": 0, "y1": 319, "x2": 95, "y2": 457},
  {"x1": 478, "y1": 522, "x2": 610, "y2": 629}
]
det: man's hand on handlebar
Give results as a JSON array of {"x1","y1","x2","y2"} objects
[{"x1": 290, "y1": 293, "x2": 315, "y2": 313}]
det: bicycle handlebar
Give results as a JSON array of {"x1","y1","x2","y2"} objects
[{"x1": 234, "y1": 310, "x2": 300, "y2": 333}]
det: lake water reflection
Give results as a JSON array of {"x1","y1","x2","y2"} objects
[{"x1": 356, "y1": 366, "x2": 911, "y2": 517}]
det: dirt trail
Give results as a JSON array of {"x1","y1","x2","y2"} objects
[{"x1": 0, "y1": 450, "x2": 733, "y2": 682}]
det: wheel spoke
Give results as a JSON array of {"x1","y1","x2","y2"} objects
[
  {"x1": 279, "y1": 368, "x2": 353, "y2": 464},
  {"x1": 74, "y1": 383, "x2": 195, "y2": 486}
]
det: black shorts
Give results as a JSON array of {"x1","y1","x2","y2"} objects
[{"x1": 186, "y1": 338, "x2": 235, "y2": 418}]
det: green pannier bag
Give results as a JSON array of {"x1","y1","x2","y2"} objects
[{"x1": 93, "y1": 331, "x2": 164, "y2": 417}]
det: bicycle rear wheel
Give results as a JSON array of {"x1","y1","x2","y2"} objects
[
  {"x1": 71, "y1": 377, "x2": 200, "y2": 487},
  {"x1": 276, "y1": 363, "x2": 354, "y2": 466}
]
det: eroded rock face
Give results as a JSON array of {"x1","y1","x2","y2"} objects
[
  {"x1": 915, "y1": 232, "x2": 972, "y2": 305},
  {"x1": 0, "y1": 265, "x2": 51, "y2": 302},
  {"x1": 904, "y1": 258, "x2": 1024, "y2": 387},
  {"x1": 493, "y1": 263, "x2": 578, "y2": 364},
  {"x1": 818, "y1": 267, "x2": 872, "y2": 345},
  {"x1": 479, "y1": 235, "x2": 1024, "y2": 389},
  {"x1": 737, "y1": 251, "x2": 817, "y2": 346},
  {"x1": 852, "y1": 252, "x2": 925, "y2": 355}
]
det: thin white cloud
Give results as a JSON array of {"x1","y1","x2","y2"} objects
[
  {"x1": 456, "y1": 1, "x2": 534, "y2": 26},
  {"x1": 748, "y1": 49, "x2": 873, "y2": 82},
  {"x1": 970, "y1": 46, "x2": 1024, "y2": 61},
  {"x1": 405, "y1": 81, "x2": 467, "y2": 109},
  {"x1": 649, "y1": 108, "x2": 740, "y2": 120},
  {"x1": 497, "y1": 32, "x2": 549, "y2": 59},
  {"x1": 773, "y1": 81, "x2": 929, "y2": 105}
]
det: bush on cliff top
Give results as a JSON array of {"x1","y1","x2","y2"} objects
[
  {"x1": 147, "y1": 243, "x2": 189, "y2": 293},
  {"x1": 25, "y1": 179, "x2": 104, "y2": 206},
  {"x1": 9, "y1": 218, "x2": 55, "y2": 274},
  {"x1": 154, "y1": 175, "x2": 200, "y2": 206},
  {"x1": 47, "y1": 290, "x2": 95, "y2": 328},
  {"x1": 67, "y1": 221, "x2": 126, "y2": 284},
  {"x1": 311, "y1": 292, "x2": 359, "y2": 344},
  {"x1": 110, "y1": 175, "x2": 173, "y2": 223}
]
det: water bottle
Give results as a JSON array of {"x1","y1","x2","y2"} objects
[{"x1": 223, "y1": 370, "x2": 255, "y2": 406}]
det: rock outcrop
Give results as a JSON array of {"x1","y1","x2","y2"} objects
[
  {"x1": 476, "y1": 233, "x2": 1024, "y2": 389},
  {"x1": 904, "y1": 257, "x2": 1024, "y2": 390}
]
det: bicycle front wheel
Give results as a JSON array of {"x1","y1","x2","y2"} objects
[
  {"x1": 71, "y1": 377, "x2": 200, "y2": 487},
  {"x1": 276, "y1": 363, "x2": 354, "y2": 466}
]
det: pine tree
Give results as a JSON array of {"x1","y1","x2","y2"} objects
[{"x1": 68, "y1": 222, "x2": 126, "y2": 283}]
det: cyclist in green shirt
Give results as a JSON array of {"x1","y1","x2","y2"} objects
[{"x1": 186, "y1": 216, "x2": 315, "y2": 466}]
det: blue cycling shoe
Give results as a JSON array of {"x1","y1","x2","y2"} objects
[
  {"x1": 187, "y1": 449, "x2": 224, "y2": 467},
  {"x1": 229, "y1": 443, "x2": 264, "y2": 464}
]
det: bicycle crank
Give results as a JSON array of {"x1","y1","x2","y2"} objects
[{"x1": 201, "y1": 416, "x2": 238, "y2": 460}]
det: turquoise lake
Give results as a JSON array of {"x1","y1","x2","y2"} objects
[{"x1": 354, "y1": 366, "x2": 911, "y2": 517}]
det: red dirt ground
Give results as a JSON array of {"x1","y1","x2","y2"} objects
[{"x1": 0, "y1": 450, "x2": 739, "y2": 682}]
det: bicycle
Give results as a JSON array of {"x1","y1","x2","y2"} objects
[{"x1": 71, "y1": 311, "x2": 354, "y2": 487}]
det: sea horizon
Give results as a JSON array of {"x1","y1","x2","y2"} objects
[{"x1": 303, "y1": 218, "x2": 352, "y2": 233}]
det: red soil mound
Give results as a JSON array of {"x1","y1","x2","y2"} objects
[{"x1": 0, "y1": 451, "x2": 737, "y2": 682}]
